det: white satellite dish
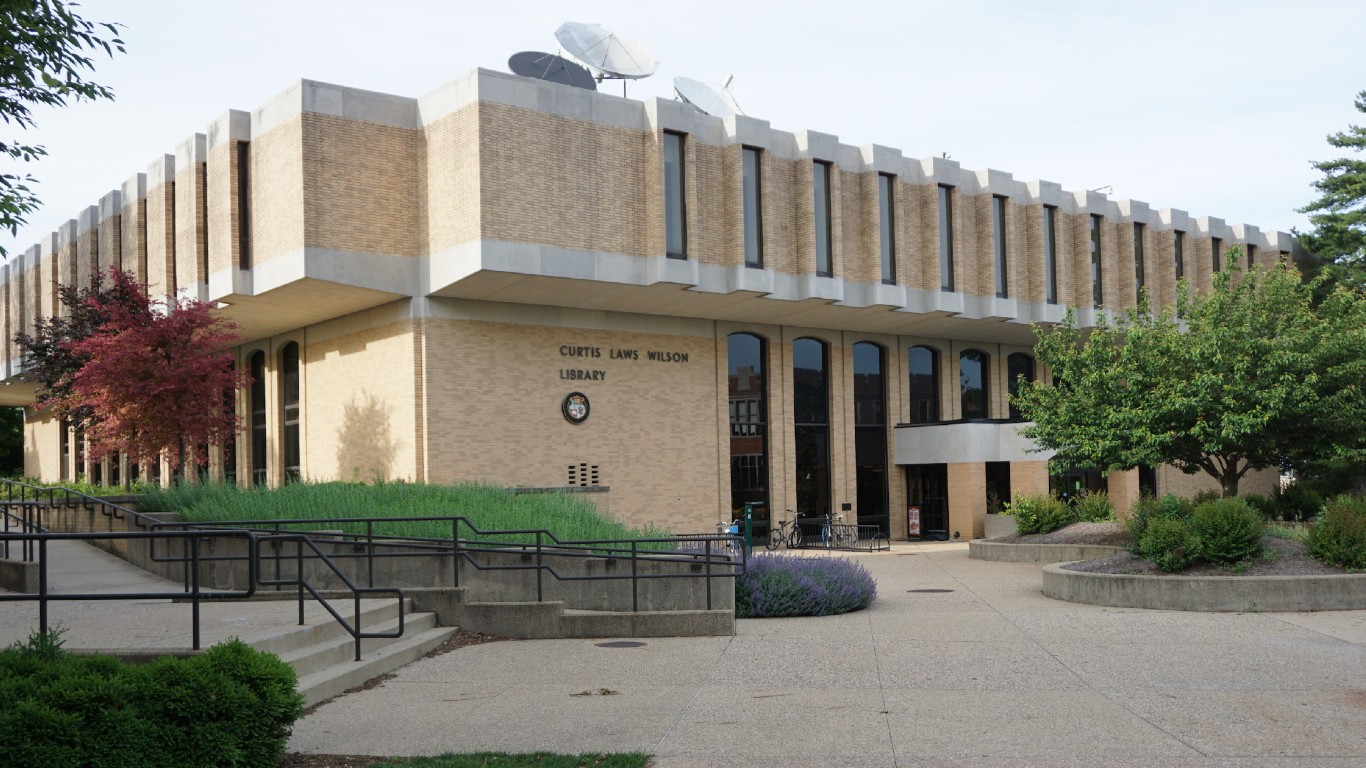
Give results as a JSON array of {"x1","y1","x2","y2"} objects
[
  {"x1": 673, "y1": 76, "x2": 745, "y2": 118},
  {"x1": 555, "y1": 21, "x2": 659, "y2": 84}
]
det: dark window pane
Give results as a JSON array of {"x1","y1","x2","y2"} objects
[
  {"x1": 1044, "y1": 206, "x2": 1057, "y2": 304},
  {"x1": 1134, "y1": 223, "x2": 1145, "y2": 303},
  {"x1": 1090, "y1": 215, "x2": 1103, "y2": 307},
  {"x1": 1007, "y1": 353, "x2": 1035, "y2": 420},
  {"x1": 993, "y1": 196, "x2": 1008, "y2": 298},
  {"x1": 938, "y1": 185, "x2": 954, "y2": 291},
  {"x1": 1175, "y1": 230, "x2": 1185, "y2": 280},
  {"x1": 960, "y1": 349, "x2": 989, "y2": 419},
  {"x1": 728, "y1": 333, "x2": 769, "y2": 530},
  {"x1": 281, "y1": 343, "x2": 300, "y2": 483},
  {"x1": 908, "y1": 345, "x2": 940, "y2": 423},
  {"x1": 853, "y1": 342, "x2": 888, "y2": 533},
  {"x1": 250, "y1": 351, "x2": 267, "y2": 486},
  {"x1": 879, "y1": 174, "x2": 895, "y2": 283}
]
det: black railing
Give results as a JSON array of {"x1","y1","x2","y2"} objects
[
  {"x1": 1, "y1": 479, "x2": 159, "y2": 530},
  {"x1": 151, "y1": 515, "x2": 746, "y2": 611},
  {"x1": 0, "y1": 529, "x2": 256, "y2": 650}
]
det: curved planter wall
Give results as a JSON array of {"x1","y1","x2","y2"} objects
[
  {"x1": 969, "y1": 540, "x2": 1127, "y2": 564},
  {"x1": 1042, "y1": 563, "x2": 1366, "y2": 612}
]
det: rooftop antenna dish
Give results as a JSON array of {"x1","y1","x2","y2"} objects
[
  {"x1": 673, "y1": 75, "x2": 745, "y2": 118},
  {"x1": 554, "y1": 21, "x2": 658, "y2": 97},
  {"x1": 508, "y1": 51, "x2": 597, "y2": 91}
]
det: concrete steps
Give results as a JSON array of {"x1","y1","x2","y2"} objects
[{"x1": 238, "y1": 598, "x2": 457, "y2": 707}]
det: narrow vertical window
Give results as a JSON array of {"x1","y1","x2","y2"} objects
[
  {"x1": 663, "y1": 131, "x2": 686, "y2": 258},
  {"x1": 1134, "y1": 222, "x2": 1146, "y2": 304},
  {"x1": 250, "y1": 351, "x2": 266, "y2": 486},
  {"x1": 280, "y1": 342, "x2": 300, "y2": 483},
  {"x1": 992, "y1": 195, "x2": 1008, "y2": 298},
  {"x1": 742, "y1": 147, "x2": 763, "y2": 267},
  {"x1": 1043, "y1": 206, "x2": 1058, "y2": 304},
  {"x1": 1090, "y1": 215, "x2": 1104, "y2": 307},
  {"x1": 908, "y1": 345, "x2": 941, "y2": 423},
  {"x1": 879, "y1": 173, "x2": 896, "y2": 284},
  {"x1": 793, "y1": 338, "x2": 830, "y2": 520},
  {"x1": 1212, "y1": 237, "x2": 1222, "y2": 273},
  {"x1": 1174, "y1": 230, "x2": 1185, "y2": 280},
  {"x1": 1246, "y1": 244, "x2": 1256, "y2": 269},
  {"x1": 813, "y1": 161, "x2": 833, "y2": 276},
  {"x1": 728, "y1": 333, "x2": 769, "y2": 533},
  {"x1": 938, "y1": 185, "x2": 954, "y2": 291},
  {"x1": 1007, "y1": 353, "x2": 1035, "y2": 420},
  {"x1": 960, "y1": 349, "x2": 990, "y2": 419},
  {"x1": 853, "y1": 342, "x2": 889, "y2": 534},
  {"x1": 236, "y1": 140, "x2": 251, "y2": 270}
]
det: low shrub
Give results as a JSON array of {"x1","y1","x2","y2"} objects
[
  {"x1": 1307, "y1": 495, "x2": 1366, "y2": 570},
  {"x1": 1190, "y1": 498, "x2": 1264, "y2": 565},
  {"x1": 1073, "y1": 490, "x2": 1114, "y2": 522},
  {"x1": 735, "y1": 554, "x2": 877, "y2": 618},
  {"x1": 0, "y1": 632, "x2": 302, "y2": 768},
  {"x1": 1191, "y1": 489, "x2": 1223, "y2": 506},
  {"x1": 1138, "y1": 516, "x2": 1202, "y2": 572},
  {"x1": 1009, "y1": 493, "x2": 1074, "y2": 535},
  {"x1": 1240, "y1": 493, "x2": 1279, "y2": 521},
  {"x1": 1275, "y1": 483, "x2": 1325, "y2": 522},
  {"x1": 1126, "y1": 493, "x2": 1193, "y2": 552}
]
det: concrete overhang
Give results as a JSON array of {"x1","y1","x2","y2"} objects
[{"x1": 894, "y1": 419, "x2": 1055, "y2": 465}]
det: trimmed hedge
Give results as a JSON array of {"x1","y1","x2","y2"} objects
[
  {"x1": 735, "y1": 554, "x2": 877, "y2": 618},
  {"x1": 0, "y1": 632, "x2": 303, "y2": 768},
  {"x1": 1307, "y1": 495, "x2": 1366, "y2": 570},
  {"x1": 1137, "y1": 516, "x2": 1201, "y2": 572}
]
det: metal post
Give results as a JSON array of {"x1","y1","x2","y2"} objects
[
  {"x1": 191, "y1": 535, "x2": 201, "y2": 651},
  {"x1": 38, "y1": 538, "x2": 48, "y2": 634},
  {"x1": 631, "y1": 540, "x2": 639, "y2": 613},
  {"x1": 451, "y1": 519, "x2": 460, "y2": 588},
  {"x1": 366, "y1": 520, "x2": 375, "y2": 588},
  {"x1": 296, "y1": 540, "x2": 305, "y2": 626},
  {"x1": 353, "y1": 592, "x2": 362, "y2": 662},
  {"x1": 704, "y1": 538, "x2": 712, "y2": 610},
  {"x1": 535, "y1": 531, "x2": 543, "y2": 602}
]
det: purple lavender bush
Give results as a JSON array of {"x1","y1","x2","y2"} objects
[{"x1": 735, "y1": 554, "x2": 877, "y2": 618}]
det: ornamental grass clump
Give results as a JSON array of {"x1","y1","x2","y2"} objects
[
  {"x1": 1189, "y1": 498, "x2": 1264, "y2": 565},
  {"x1": 1307, "y1": 495, "x2": 1366, "y2": 570},
  {"x1": 735, "y1": 554, "x2": 877, "y2": 618}
]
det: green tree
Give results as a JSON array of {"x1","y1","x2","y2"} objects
[
  {"x1": 0, "y1": 406, "x2": 22, "y2": 476},
  {"x1": 1013, "y1": 251, "x2": 1366, "y2": 497},
  {"x1": 1298, "y1": 90, "x2": 1366, "y2": 290},
  {"x1": 1, "y1": 1, "x2": 124, "y2": 257}
]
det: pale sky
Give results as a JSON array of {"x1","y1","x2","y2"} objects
[{"x1": 4, "y1": 0, "x2": 1364, "y2": 257}]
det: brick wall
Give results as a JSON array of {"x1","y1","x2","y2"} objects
[
  {"x1": 145, "y1": 182, "x2": 176, "y2": 297},
  {"x1": 249, "y1": 116, "x2": 305, "y2": 267},
  {"x1": 304, "y1": 113, "x2": 420, "y2": 256}
]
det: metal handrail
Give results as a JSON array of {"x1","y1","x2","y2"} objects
[
  {"x1": 0, "y1": 529, "x2": 256, "y2": 649},
  {"x1": 153, "y1": 514, "x2": 746, "y2": 611},
  {"x1": 0, "y1": 478, "x2": 160, "y2": 530},
  {"x1": 255, "y1": 533, "x2": 404, "y2": 662}
]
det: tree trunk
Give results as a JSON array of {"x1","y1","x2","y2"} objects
[{"x1": 1221, "y1": 472, "x2": 1239, "y2": 498}]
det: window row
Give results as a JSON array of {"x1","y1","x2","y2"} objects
[
  {"x1": 662, "y1": 133, "x2": 1280, "y2": 308},
  {"x1": 727, "y1": 334, "x2": 1039, "y2": 532}
]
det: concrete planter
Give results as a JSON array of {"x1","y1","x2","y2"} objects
[
  {"x1": 1042, "y1": 562, "x2": 1366, "y2": 612},
  {"x1": 983, "y1": 514, "x2": 1016, "y2": 538},
  {"x1": 969, "y1": 539, "x2": 1127, "y2": 564}
]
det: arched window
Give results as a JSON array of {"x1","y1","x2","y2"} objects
[
  {"x1": 854, "y1": 342, "x2": 889, "y2": 534},
  {"x1": 960, "y1": 349, "x2": 990, "y2": 419},
  {"x1": 249, "y1": 351, "x2": 267, "y2": 486},
  {"x1": 280, "y1": 343, "x2": 301, "y2": 483},
  {"x1": 727, "y1": 333, "x2": 769, "y2": 531},
  {"x1": 908, "y1": 345, "x2": 940, "y2": 423},
  {"x1": 792, "y1": 337, "x2": 830, "y2": 519},
  {"x1": 1007, "y1": 353, "x2": 1036, "y2": 420}
]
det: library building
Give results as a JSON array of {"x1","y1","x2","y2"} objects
[{"x1": 2, "y1": 65, "x2": 1294, "y2": 540}]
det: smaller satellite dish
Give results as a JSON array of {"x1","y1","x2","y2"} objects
[
  {"x1": 673, "y1": 76, "x2": 744, "y2": 118},
  {"x1": 555, "y1": 22, "x2": 659, "y2": 79},
  {"x1": 508, "y1": 51, "x2": 597, "y2": 91}
]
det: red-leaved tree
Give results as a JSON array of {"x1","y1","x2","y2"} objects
[{"x1": 58, "y1": 269, "x2": 243, "y2": 471}]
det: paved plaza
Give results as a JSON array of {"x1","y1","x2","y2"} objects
[{"x1": 3, "y1": 540, "x2": 1364, "y2": 766}]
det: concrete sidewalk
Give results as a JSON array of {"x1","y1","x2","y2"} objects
[
  {"x1": 3, "y1": 540, "x2": 1363, "y2": 765},
  {"x1": 289, "y1": 542, "x2": 1366, "y2": 767}
]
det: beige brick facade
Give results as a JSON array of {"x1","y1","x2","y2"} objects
[{"x1": 6, "y1": 69, "x2": 1309, "y2": 539}]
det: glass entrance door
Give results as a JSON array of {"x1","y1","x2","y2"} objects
[{"x1": 905, "y1": 464, "x2": 949, "y2": 540}]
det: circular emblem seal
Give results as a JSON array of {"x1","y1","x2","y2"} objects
[{"x1": 562, "y1": 391, "x2": 590, "y2": 424}]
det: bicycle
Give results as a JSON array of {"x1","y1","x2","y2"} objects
[
  {"x1": 767, "y1": 510, "x2": 803, "y2": 550},
  {"x1": 822, "y1": 511, "x2": 857, "y2": 548},
  {"x1": 717, "y1": 519, "x2": 745, "y2": 557}
]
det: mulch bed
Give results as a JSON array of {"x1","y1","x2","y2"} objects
[{"x1": 991, "y1": 521, "x2": 1352, "y2": 576}]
